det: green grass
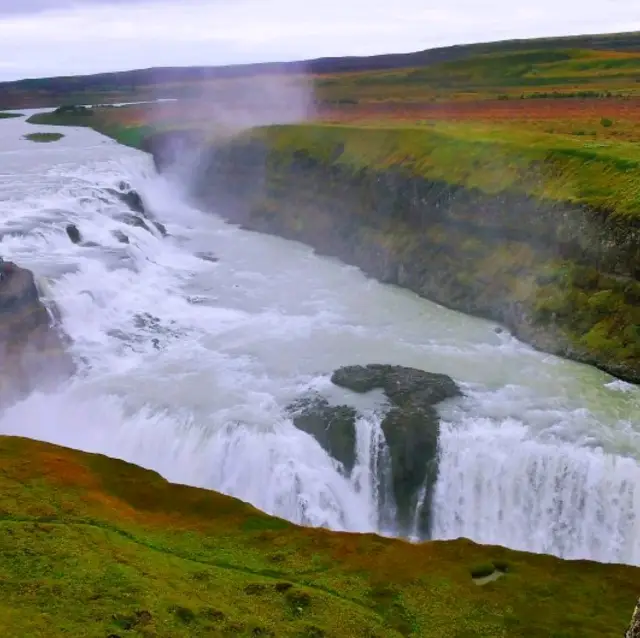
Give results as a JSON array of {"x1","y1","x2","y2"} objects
[
  {"x1": 245, "y1": 122, "x2": 640, "y2": 217},
  {"x1": 23, "y1": 132, "x2": 65, "y2": 143},
  {"x1": 0, "y1": 111, "x2": 22, "y2": 119},
  {"x1": 316, "y1": 48, "x2": 640, "y2": 102},
  {"x1": 0, "y1": 435, "x2": 637, "y2": 637}
]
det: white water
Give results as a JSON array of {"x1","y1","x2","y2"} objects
[{"x1": 1, "y1": 113, "x2": 639, "y2": 565}]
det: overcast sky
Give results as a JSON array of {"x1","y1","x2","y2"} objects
[{"x1": 0, "y1": 0, "x2": 638, "y2": 80}]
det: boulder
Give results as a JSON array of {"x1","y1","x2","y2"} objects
[
  {"x1": 65, "y1": 223, "x2": 82, "y2": 245},
  {"x1": 152, "y1": 221, "x2": 168, "y2": 237},
  {"x1": 108, "y1": 188, "x2": 146, "y2": 214},
  {"x1": 0, "y1": 261, "x2": 74, "y2": 404},
  {"x1": 290, "y1": 364, "x2": 461, "y2": 536},
  {"x1": 114, "y1": 214, "x2": 166, "y2": 238},
  {"x1": 116, "y1": 213, "x2": 151, "y2": 233},
  {"x1": 196, "y1": 252, "x2": 219, "y2": 263},
  {"x1": 288, "y1": 396, "x2": 358, "y2": 473},
  {"x1": 331, "y1": 364, "x2": 461, "y2": 407},
  {"x1": 112, "y1": 230, "x2": 130, "y2": 244},
  {"x1": 65, "y1": 224, "x2": 99, "y2": 248}
]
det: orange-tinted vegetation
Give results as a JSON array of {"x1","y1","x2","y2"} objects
[
  {"x1": 317, "y1": 96, "x2": 640, "y2": 123},
  {"x1": 1, "y1": 435, "x2": 638, "y2": 637}
]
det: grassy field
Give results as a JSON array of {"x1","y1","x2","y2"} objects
[
  {"x1": 0, "y1": 435, "x2": 638, "y2": 637},
  {"x1": 1, "y1": 29, "x2": 639, "y2": 108},
  {"x1": 26, "y1": 42, "x2": 640, "y2": 204},
  {"x1": 315, "y1": 48, "x2": 640, "y2": 106}
]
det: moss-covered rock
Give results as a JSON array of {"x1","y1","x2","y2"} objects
[
  {"x1": 289, "y1": 396, "x2": 358, "y2": 473},
  {"x1": 331, "y1": 365, "x2": 461, "y2": 535},
  {"x1": 23, "y1": 132, "x2": 64, "y2": 143},
  {"x1": 0, "y1": 435, "x2": 638, "y2": 637},
  {"x1": 331, "y1": 364, "x2": 461, "y2": 407},
  {"x1": 290, "y1": 366, "x2": 460, "y2": 535}
]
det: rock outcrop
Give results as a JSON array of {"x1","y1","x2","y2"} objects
[
  {"x1": 0, "y1": 260, "x2": 74, "y2": 404},
  {"x1": 289, "y1": 396, "x2": 358, "y2": 473},
  {"x1": 116, "y1": 188, "x2": 145, "y2": 214},
  {"x1": 290, "y1": 364, "x2": 461, "y2": 536},
  {"x1": 112, "y1": 229, "x2": 130, "y2": 244},
  {"x1": 108, "y1": 186, "x2": 168, "y2": 237},
  {"x1": 65, "y1": 223, "x2": 82, "y2": 245}
]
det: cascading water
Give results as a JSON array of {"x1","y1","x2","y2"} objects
[
  {"x1": 0, "y1": 112, "x2": 639, "y2": 566},
  {"x1": 432, "y1": 417, "x2": 640, "y2": 564}
]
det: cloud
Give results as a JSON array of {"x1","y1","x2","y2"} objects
[
  {"x1": 0, "y1": 0, "x2": 166, "y2": 15},
  {"x1": 0, "y1": 0, "x2": 638, "y2": 80}
]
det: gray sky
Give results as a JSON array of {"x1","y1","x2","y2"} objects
[{"x1": 0, "y1": 0, "x2": 638, "y2": 80}]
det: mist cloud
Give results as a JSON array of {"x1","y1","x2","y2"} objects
[{"x1": 0, "y1": 0, "x2": 638, "y2": 80}]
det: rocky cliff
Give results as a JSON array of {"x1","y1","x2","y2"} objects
[
  {"x1": 148, "y1": 125, "x2": 640, "y2": 384},
  {"x1": 0, "y1": 261, "x2": 73, "y2": 404}
]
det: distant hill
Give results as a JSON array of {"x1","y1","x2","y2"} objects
[{"x1": 1, "y1": 30, "x2": 639, "y2": 108}]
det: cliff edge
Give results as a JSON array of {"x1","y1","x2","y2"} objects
[{"x1": 0, "y1": 434, "x2": 637, "y2": 637}]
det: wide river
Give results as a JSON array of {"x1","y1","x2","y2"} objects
[{"x1": 1, "y1": 112, "x2": 639, "y2": 565}]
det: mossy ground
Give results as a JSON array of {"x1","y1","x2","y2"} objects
[{"x1": 0, "y1": 435, "x2": 638, "y2": 637}]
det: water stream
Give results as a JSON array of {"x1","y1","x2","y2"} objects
[{"x1": 1, "y1": 112, "x2": 638, "y2": 565}]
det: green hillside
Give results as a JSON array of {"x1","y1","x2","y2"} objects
[{"x1": 0, "y1": 435, "x2": 637, "y2": 637}]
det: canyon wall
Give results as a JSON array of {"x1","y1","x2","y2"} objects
[{"x1": 147, "y1": 127, "x2": 640, "y2": 384}]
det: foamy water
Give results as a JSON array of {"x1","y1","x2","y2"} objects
[{"x1": 1, "y1": 112, "x2": 639, "y2": 565}]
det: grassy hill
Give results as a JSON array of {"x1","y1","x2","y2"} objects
[
  {"x1": 0, "y1": 435, "x2": 638, "y2": 637},
  {"x1": 2, "y1": 30, "x2": 640, "y2": 108}
]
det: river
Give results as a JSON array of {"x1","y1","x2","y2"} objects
[{"x1": 0, "y1": 111, "x2": 639, "y2": 566}]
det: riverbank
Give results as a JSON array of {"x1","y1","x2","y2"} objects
[
  {"x1": 27, "y1": 104, "x2": 640, "y2": 383},
  {"x1": 1, "y1": 434, "x2": 638, "y2": 637},
  {"x1": 166, "y1": 123, "x2": 640, "y2": 384}
]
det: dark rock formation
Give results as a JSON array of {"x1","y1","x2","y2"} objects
[
  {"x1": 290, "y1": 364, "x2": 461, "y2": 536},
  {"x1": 112, "y1": 230, "x2": 130, "y2": 244},
  {"x1": 0, "y1": 260, "x2": 74, "y2": 403},
  {"x1": 196, "y1": 252, "x2": 219, "y2": 263},
  {"x1": 113, "y1": 203, "x2": 166, "y2": 238},
  {"x1": 65, "y1": 224, "x2": 99, "y2": 248},
  {"x1": 289, "y1": 397, "x2": 358, "y2": 473},
  {"x1": 626, "y1": 598, "x2": 640, "y2": 638},
  {"x1": 66, "y1": 224, "x2": 82, "y2": 245},
  {"x1": 152, "y1": 220, "x2": 167, "y2": 237},
  {"x1": 333, "y1": 365, "x2": 461, "y2": 535},
  {"x1": 109, "y1": 188, "x2": 145, "y2": 214},
  {"x1": 116, "y1": 213, "x2": 151, "y2": 233},
  {"x1": 332, "y1": 364, "x2": 461, "y2": 407}
]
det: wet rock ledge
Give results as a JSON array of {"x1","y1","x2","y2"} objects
[
  {"x1": 0, "y1": 260, "x2": 74, "y2": 403},
  {"x1": 289, "y1": 364, "x2": 462, "y2": 536}
]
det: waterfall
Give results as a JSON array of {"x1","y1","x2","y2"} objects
[{"x1": 431, "y1": 418, "x2": 640, "y2": 565}]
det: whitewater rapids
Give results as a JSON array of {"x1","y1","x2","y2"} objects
[{"x1": 0, "y1": 112, "x2": 639, "y2": 565}]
